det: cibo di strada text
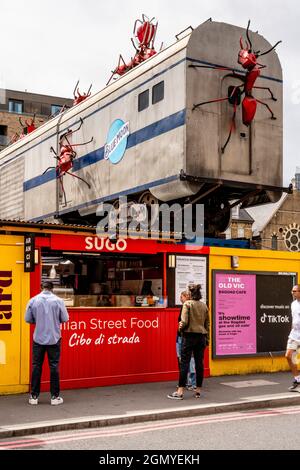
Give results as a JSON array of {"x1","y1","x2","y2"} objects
[{"x1": 61, "y1": 317, "x2": 159, "y2": 347}]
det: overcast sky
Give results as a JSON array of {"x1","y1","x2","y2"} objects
[{"x1": 1, "y1": 0, "x2": 299, "y2": 184}]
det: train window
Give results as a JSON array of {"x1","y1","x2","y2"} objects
[
  {"x1": 152, "y1": 81, "x2": 164, "y2": 104},
  {"x1": 138, "y1": 90, "x2": 149, "y2": 112}
]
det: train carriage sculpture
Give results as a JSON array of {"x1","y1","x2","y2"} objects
[{"x1": 0, "y1": 19, "x2": 287, "y2": 236}]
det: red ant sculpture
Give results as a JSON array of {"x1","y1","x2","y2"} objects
[
  {"x1": 43, "y1": 118, "x2": 93, "y2": 205},
  {"x1": 48, "y1": 81, "x2": 93, "y2": 119},
  {"x1": 9, "y1": 114, "x2": 42, "y2": 144},
  {"x1": 107, "y1": 14, "x2": 158, "y2": 85},
  {"x1": 73, "y1": 80, "x2": 92, "y2": 106},
  {"x1": 190, "y1": 20, "x2": 281, "y2": 153},
  {"x1": 19, "y1": 114, "x2": 39, "y2": 137}
]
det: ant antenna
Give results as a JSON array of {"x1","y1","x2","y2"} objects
[
  {"x1": 246, "y1": 20, "x2": 253, "y2": 51},
  {"x1": 258, "y1": 40, "x2": 282, "y2": 57}
]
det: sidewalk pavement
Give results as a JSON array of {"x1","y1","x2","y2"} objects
[{"x1": 1, "y1": 371, "x2": 300, "y2": 439}]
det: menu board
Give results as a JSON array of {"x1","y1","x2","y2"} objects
[
  {"x1": 175, "y1": 256, "x2": 207, "y2": 305},
  {"x1": 213, "y1": 271, "x2": 295, "y2": 357}
]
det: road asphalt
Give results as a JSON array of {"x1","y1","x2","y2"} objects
[{"x1": 1, "y1": 371, "x2": 300, "y2": 438}]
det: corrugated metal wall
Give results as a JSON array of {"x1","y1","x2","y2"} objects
[{"x1": 0, "y1": 157, "x2": 24, "y2": 219}]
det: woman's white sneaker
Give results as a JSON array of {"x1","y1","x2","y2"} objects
[{"x1": 51, "y1": 396, "x2": 64, "y2": 405}]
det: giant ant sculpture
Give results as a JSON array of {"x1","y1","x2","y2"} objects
[
  {"x1": 43, "y1": 118, "x2": 93, "y2": 205},
  {"x1": 73, "y1": 80, "x2": 92, "y2": 106},
  {"x1": 107, "y1": 14, "x2": 158, "y2": 85},
  {"x1": 189, "y1": 20, "x2": 281, "y2": 153},
  {"x1": 19, "y1": 114, "x2": 39, "y2": 136},
  {"x1": 9, "y1": 114, "x2": 42, "y2": 144},
  {"x1": 47, "y1": 81, "x2": 92, "y2": 120}
]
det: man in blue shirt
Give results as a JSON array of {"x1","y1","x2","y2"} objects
[{"x1": 25, "y1": 281, "x2": 69, "y2": 405}]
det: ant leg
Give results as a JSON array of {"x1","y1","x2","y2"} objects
[
  {"x1": 256, "y1": 99, "x2": 277, "y2": 119},
  {"x1": 253, "y1": 86, "x2": 277, "y2": 101},
  {"x1": 106, "y1": 72, "x2": 115, "y2": 86},
  {"x1": 42, "y1": 166, "x2": 55, "y2": 175},
  {"x1": 50, "y1": 146, "x2": 59, "y2": 157},
  {"x1": 193, "y1": 97, "x2": 228, "y2": 111},
  {"x1": 70, "y1": 137, "x2": 94, "y2": 147},
  {"x1": 72, "y1": 117, "x2": 84, "y2": 133},
  {"x1": 65, "y1": 171, "x2": 91, "y2": 189},
  {"x1": 189, "y1": 64, "x2": 234, "y2": 73},
  {"x1": 61, "y1": 134, "x2": 73, "y2": 148},
  {"x1": 73, "y1": 80, "x2": 80, "y2": 98},
  {"x1": 221, "y1": 103, "x2": 237, "y2": 154}
]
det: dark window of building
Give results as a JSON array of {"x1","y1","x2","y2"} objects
[
  {"x1": 51, "y1": 104, "x2": 63, "y2": 116},
  {"x1": 271, "y1": 234, "x2": 278, "y2": 250},
  {"x1": 8, "y1": 99, "x2": 23, "y2": 113},
  {"x1": 0, "y1": 125, "x2": 8, "y2": 145},
  {"x1": 138, "y1": 90, "x2": 149, "y2": 112},
  {"x1": 152, "y1": 81, "x2": 164, "y2": 104},
  {"x1": 0, "y1": 125, "x2": 7, "y2": 136}
]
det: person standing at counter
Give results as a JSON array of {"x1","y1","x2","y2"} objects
[
  {"x1": 25, "y1": 281, "x2": 69, "y2": 405},
  {"x1": 176, "y1": 291, "x2": 196, "y2": 390},
  {"x1": 168, "y1": 284, "x2": 209, "y2": 400}
]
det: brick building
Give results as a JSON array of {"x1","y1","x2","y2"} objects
[{"x1": 0, "y1": 89, "x2": 73, "y2": 149}]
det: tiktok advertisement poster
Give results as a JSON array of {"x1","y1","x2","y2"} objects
[
  {"x1": 256, "y1": 274, "x2": 294, "y2": 353},
  {"x1": 213, "y1": 271, "x2": 296, "y2": 358}
]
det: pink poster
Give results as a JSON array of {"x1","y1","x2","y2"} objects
[{"x1": 215, "y1": 273, "x2": 256, "y2": 356}]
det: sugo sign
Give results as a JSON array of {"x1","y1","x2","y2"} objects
[{"x1": 85, "y1": 236, "x2": 127, "y2": 252}]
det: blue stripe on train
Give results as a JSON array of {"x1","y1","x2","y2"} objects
[{"x1": 23, "y1": 109, "x2": 186, "y2": 191}]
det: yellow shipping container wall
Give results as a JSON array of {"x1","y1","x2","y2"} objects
[
  {"x1": 0, "y1": 235, "x2": 30, "y2": 394},
  {"x1": 209, "y1": 247, "x2": 300, "y2": 376}
]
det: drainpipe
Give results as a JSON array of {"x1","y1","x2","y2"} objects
[{"x1": 55, "y1": 110, "x2": 67, "y2": 218}]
